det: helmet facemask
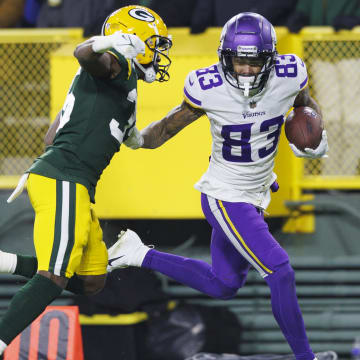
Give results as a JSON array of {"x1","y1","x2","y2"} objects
[
  {"x1": 221, "y1": 51, "x2": 275, "y2": 96},
  {"x1": 144, "y1": 34, "x2": 172, "y2": 82}
]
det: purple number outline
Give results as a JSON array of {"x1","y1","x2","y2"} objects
[
  {"x1": 258, "y1": 116, "x2": 284, "y2": 158},
  {"x1": 222, "y1": 123, "x2": 253, "y2": 163},
  {"x1": 196, "y1": 65, "x2": 223, "y2": 90},
  {"x1": 275, "y1": 55, "x2": 297, "y2": 78},
  {"x1": 221, "y1": 116, "x2": 284, "y2": 163}
]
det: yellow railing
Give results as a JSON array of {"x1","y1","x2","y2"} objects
[
  {"x1": 1, "y1": 27, "x2": 360, "y2": 228},
  {"x1": 0, "y1": 28, "x2": 83, "y2": 182}
]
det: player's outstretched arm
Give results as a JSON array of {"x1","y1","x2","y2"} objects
[
  {"x1": 73, "y1": 38, "x2": 115, "y2": 78},
  {"x1": 140, "y1": 101, "x2": 205, "y2": 149},
  {"x1": 74, "y1": 38, "x2": 112, "y2": 78},
  {"x1": 74, "y1": 33, "x2": 144, "y2": 79}
]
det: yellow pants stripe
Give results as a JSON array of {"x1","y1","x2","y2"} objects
[{"x1": 218, "y1": 200, "x2": 273, "y2": 274}]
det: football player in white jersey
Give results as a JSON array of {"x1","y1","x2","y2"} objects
[{"x1": 108, "y1": 12, "x2": 328, "y2": 360}]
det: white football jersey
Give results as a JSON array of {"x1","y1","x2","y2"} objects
[{"x1": 183, "y1": 54, "x2": 308, "y2": 209}]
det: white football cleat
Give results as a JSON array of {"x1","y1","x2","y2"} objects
[{"x1": 107, "y1": 229, "x2": 151, "y2": 272}]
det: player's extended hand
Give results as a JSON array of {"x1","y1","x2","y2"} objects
[
  {"x1": 92, "y1": 32, "x2": 145, "y2": 60},
  {"x1": 289, "y1": 130, "x2": 329, "y2": 158},
  {"x1": 124, "y1": 127, "x2": 144, "y2": 149}
]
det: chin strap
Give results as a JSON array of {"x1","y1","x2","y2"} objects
[
  {"x1": 243, "y1": 82, "x2": 250, "y2": 97},
  {"x1": 237, "y1": 75, "x2": 255, "y2": 97},
  {"x1": 133, "y1": 59, "x2": 156, "y2": 83}
]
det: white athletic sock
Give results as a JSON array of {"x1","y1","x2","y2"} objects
[
  {"x1": 0, "y1": 339, "x2": 7, "y2": 354},
  {"x1": 0, "y1": 251, "x2": 17, "y2": 274},
  {"x1": 132, "y1": 246, "x2": 150, "y2": 267}
]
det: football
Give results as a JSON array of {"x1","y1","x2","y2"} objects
[{"x1": 285, "y1": 106, "x2": 323, "y2": 151}]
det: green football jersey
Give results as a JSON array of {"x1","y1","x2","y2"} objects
[{"x1": 28, "y1": 52, "x2": 138, "y2": 202}]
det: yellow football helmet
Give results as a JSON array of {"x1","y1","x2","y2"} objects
[{"x1": 102, "y1": 5, "x2": 172, "y2": 82}]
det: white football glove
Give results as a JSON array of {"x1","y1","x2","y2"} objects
[
  {"x1": 289, "y1": 130, "x2": 329, "y2": 158},
  {"x1": 124, "y1": 127, "x2": 144, "y2": 149},
  {"x1": 92, "y1": 32, "x2": 145, "y2": 60}
]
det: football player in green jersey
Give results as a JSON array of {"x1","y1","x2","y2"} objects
[{"x1": 0, "y1": 5, "x2": 172, "y2": 355}]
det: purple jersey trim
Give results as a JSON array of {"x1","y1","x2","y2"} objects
[
  {"x1": 300, "y1": 76, "x2": 308, "y2": 89},
  {"x1": 184, "y1": 87, "x2": 202, "y2": 106}
]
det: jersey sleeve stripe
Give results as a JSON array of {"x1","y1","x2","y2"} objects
[
  {"x1": 107, "y1": 50, "x2": 119, "y2": 60},
  {"x1": 184, "y1": 87, "x2": 202, "y2": 106},
  {"x1": 300, "y1": 76, "x2": 308, "y2": 90},
  {"x1": 183, "y1": 95, "x2": 203, "y2": 109}
]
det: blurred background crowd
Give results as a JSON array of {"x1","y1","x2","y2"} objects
[{"x1": 1, "y1": 0, "x2": 360, "y2": 36}]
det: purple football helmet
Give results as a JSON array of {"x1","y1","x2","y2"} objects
[{"x1": 218, "y1": 12, "x2": 277, "y2": 96}]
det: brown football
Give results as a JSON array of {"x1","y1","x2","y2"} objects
[{"x1": 285, "y1": 106, "x2": 323, "y2": 151}]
